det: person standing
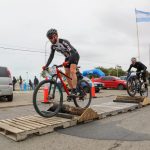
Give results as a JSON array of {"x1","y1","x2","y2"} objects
[
  {"x1": 12, "y1": 76, "x2": 17, "y2": 91},
  {"x1": 34, "y1": 76, "x2": 39, "y2": 89},
  {"x1": 19, "y1": 76, "x2": 23, "y2": 91},
  {"x1": 29, "y1": 79, "x2": 33, "y2": 90}
]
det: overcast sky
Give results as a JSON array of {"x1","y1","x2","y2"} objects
[{"x1": 0, "y1": 0, "x2": 150, "y2": 81}]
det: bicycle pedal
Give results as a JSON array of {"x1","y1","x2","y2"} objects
[{"x1": 67, "y1": 96, "x2": 72, "y2": 102}]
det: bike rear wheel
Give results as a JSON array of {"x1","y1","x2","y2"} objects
[
  {"x1": 73, "y1": 80, "x2": 92, "y2": 108},
  {"x1": 33, "y1": 79, "x2": 63, "y2": 117},
  {"x1": 127, "y1": 78, "x2": 137, "y2": 97},
  {"x1": 140, "y1": 83, "x2": 148, "y2": 97}
]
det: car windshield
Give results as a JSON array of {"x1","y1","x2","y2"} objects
[
  {"x1": 120, "y1": 76, "x2": 127, "y2": 80},
  {"x1": 114, "y1": 77, "x2": 120, "y2": 80}
]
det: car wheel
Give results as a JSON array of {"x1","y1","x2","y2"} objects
[
  {"x1": 117, "y1": 84, "x2": 124, "y2": 90},
  {"x1": 7, "y1": 94, "x2": 13, "y2": 101},
  {"x1": 96, "y1": 88, "x2": 100, "y2": 93}
]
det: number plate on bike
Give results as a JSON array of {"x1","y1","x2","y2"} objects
[{"x1": 49, "y1": 66, "x2": 57, "y2": 75}]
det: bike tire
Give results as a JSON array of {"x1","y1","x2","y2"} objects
[
  {"x1": 73, "y1": 79, "x2": 92, "y2": 108},
  {"x1": 140, "y1": 83, "x2": 148, "y2": 97},
  {"x1": 127, "y1": 78, "x2": 137, "y2": 97},
  {"x1": 33, "y1": 79, "x2": 63, "y2": 118}
]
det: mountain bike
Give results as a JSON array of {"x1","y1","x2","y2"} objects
[
  {"x1": 33, "y1": 64, "x2": 92, "y2": 117},
  {"x1": 126, "y1": 71, "x2": 148, "y2": 97}
]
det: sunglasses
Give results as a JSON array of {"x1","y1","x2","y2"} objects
[{"x1": 48, "y1": 36, "x2": 54, "y2": 40}]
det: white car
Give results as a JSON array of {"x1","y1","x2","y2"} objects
[
  {"x1": 0, "y1": 67, "x2": 13, "y2": 101},
  {"x1": 83, "y1": 76, "x2": 103, "y2": 93}
]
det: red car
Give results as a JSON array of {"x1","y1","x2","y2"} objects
[{"x1": 94, "y1": 76, "x2": 127, "y2": 90}]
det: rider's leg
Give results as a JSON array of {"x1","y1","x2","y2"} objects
[
  {"x1": 142, "y1": 72, "x2": 147, "y2": 88},
  {"x1": 70, "y1": 64, "x2": 77, "y2": 89},
  {"x1": 65, "y1": 68, "x2": 73, "y2": 89}
]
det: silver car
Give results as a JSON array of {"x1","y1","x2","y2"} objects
[{"x1": 0, "y1": 67, "x2": 13, "y2": 101}]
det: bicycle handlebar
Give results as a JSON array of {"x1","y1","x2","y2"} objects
[{"x1": 53, "y1": 64, "x2": 63, "y2": 68}]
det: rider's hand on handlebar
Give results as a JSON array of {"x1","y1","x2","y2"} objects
[
  {"x1": 63, "y1": 61, "x2": 69, "y2": 67},
  {"x1": 42, "y1": 66, "x2": 46, "y2": 70}
]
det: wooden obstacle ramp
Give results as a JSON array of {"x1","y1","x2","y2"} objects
[
  {"x1": 0, "y1": 107, "x2": 98, "y2": 141},
  {"x1": 114, "y1": 96, "x2": 150, "y2": 106},
  {"x1": 0, "y1": 99, "x2": 147, "y2": 142},
  {"x1": 91, "y1": 102, "x2": 139, "y2": 118},
  {"x1": 0, "y1": 115, "x2": 77, "y2": 141}
]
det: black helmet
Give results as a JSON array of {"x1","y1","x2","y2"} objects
[{"x1": 46, "y1": 28, "x2": 57, "y2": 38}]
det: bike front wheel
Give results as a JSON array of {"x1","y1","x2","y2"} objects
[
  {"x1": 74, "y1": 80, "x2": 92, "y2": 108},
  {"x1": 127, "y1": 78, "x2": 137, "y2": 97},
  {"x1": 33, "y1": 79, "x2": 63, "y2": 118}
]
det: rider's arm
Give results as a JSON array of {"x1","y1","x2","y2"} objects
[
  {"x1": 138, "y1": 62, "x2": 147, "y2": 71},
  {"x1": 45, "y1": 46, "x2": 55, "y2": 67},
  {"x1": 127, "y1": 64, "x2": 132, "y2": 72}
]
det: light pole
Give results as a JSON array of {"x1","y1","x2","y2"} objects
[
  {"x1": 45, "y1": 41, "x2": 49, "y2": 64},
  {"x1": 26, "y1": 72, "x2": 28, "y2": 83},
  {"x1": 115, "y1": 65, "x2": 121, "y2": 77}
]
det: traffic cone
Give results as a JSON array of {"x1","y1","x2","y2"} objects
[
  {"x1": 91, "y1": 77, "x2": 97, "y2": 98},
  {"x1": 43, "y1": 86, "x2": 49, "y2": 103}
]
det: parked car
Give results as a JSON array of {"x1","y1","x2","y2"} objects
[
  {"x1": 94, "y1": 76, "x2": 126, "y2": 90},
  {"x1": 119, "y1": 76, "x2": 127, "y2": 81},
  {"x1": 0, "y1": 66, "x2": 13, "y2": 101},
  {"x1": 83, "y1": 77, "x2": 103, "y2": 93}
]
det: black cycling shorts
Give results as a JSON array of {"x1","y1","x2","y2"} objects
[{"x1": 65, "y1": 52, "x2": 80, "y2": 68}]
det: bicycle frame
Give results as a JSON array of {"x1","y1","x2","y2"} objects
[
  {"x1": 56, "y1": 68, "x2": 72, "y2": 95},
  {"x1": 48, "y1": 67, "x2": 72, "y2": 98}
]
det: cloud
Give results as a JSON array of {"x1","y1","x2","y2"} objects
[{"x1": 0, "y1": 0, "x2": 150, "y2": 81}]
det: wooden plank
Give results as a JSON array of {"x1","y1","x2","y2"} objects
[
  {"x1": 142, "y1": 97, "x2": 150, "y2": 106},
  {"x1": 23, "y1": 116, "x2": 70, "y2": 125},
  {"x1": 78, "y1": 108, "x2": 99, "y2": 123},
  {"x1": 18, "y1": 116, "x2": 73, "y2": 128},
  {"x1": 115, "y1": 96, "x2": 145, "y2": 102},
  {"x1": 0, "y1": 122, "x2": 23, "y2": 133},
  {"x1": 0, "y1": 120, "x2": 32, "y2": 130},
  {"x1": 11, "y1": 119, "x2": 46, "y2": 128}
]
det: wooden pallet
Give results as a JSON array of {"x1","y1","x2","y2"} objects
[
  {"x1": 0, "y1": 108, "x2": 98, "y2": 141},
  {"x1": 114, "y1": 96, "x2": 150, "y2": 106},
  {"x1": 91, "y1": 102, "x2": 139, "y2": 118},
  {"x1": 0, "y1": 115, "x2": 77, "y2": 141},
  {"x1": 0, "y1": 100, "x2": 146, "y2": 142}
]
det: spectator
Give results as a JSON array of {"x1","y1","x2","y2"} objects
[
  {"x1": 19, "y1": 76, "x2": 23, "y2": 91},
  {"x1": 29, "y1": 79, "x2": 33, "y2": 90},
  {"x1": 34, "y1": 76, "x2": 39, "y2": 88},
  {"x1": 12, "y1": 76, "x2": 17, "y2": 91}
]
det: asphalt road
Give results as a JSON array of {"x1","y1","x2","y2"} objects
[{"x1": 0, "y1": 89, "x2": 150, "y2": 150}]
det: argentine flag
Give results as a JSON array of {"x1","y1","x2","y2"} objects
[{"x1": 135, "y1": 9, "x2": 150, "y2": 23}]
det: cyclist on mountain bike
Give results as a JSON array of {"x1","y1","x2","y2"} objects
[
  {"x1": 127, "y1": 57, "x2": 147, "y2": 88},
  {"x1": 42, "y1": 28, "x2": 80, "y2": 96}
]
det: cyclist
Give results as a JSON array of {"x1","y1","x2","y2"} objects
[
  {"x1": 127, "y1": 57, "x2": 147, "y2": 88},
  {"x1": 43, "y1": 28, "x2": 80, "y2": 95}
]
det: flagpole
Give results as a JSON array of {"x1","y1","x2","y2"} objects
[
  {"x1": 135, "y1": 8, "x2": 140, "y2": 61},
  {"x1": 149, "y1": 44, "x2": 150, "y2": 71}
]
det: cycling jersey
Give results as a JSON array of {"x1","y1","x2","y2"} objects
[
  {"x1": 45, "y1": 39, "x2": 79, "y2": 67},
  {"x1": 127, "y1": 62, "x2": 147, "y2": 72}
]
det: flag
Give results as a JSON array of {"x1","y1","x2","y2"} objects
[{"x1": 135, "y1": 9, "x2": 150, "y2": 23}]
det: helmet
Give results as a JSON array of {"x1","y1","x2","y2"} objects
[
  {"x1": 131, "y1": 57, "x2": 137, "y2": 62},
  {"x1": 46, "y1": 28, "x2": 57, "y2": 38}
]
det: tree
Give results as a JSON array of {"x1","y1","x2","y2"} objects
[{"x1": 95, "y1": 66, "x2": 126, "y2": 77}]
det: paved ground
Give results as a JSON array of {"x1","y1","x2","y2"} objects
[{"x1": 0, "y1": 89, "x2": 150, "y2": 150}]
